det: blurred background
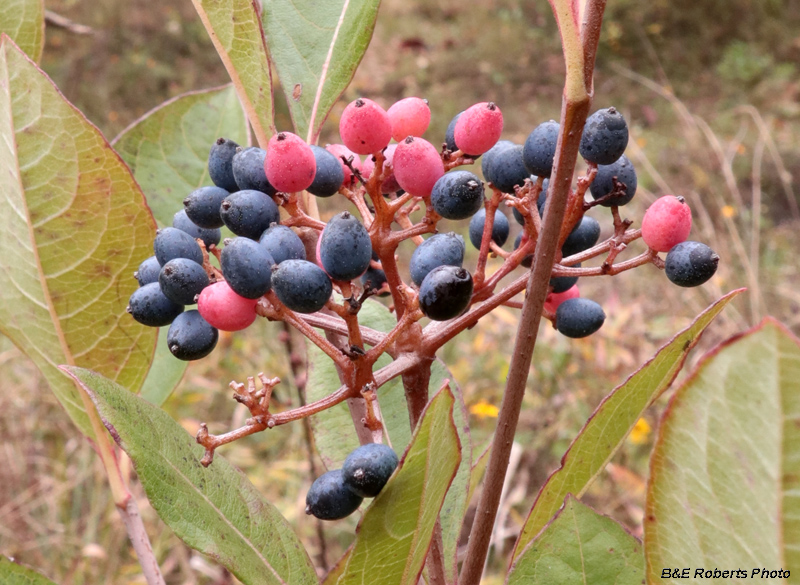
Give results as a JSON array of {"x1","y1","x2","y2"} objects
[{"x1": 2, "y1": 0, "x2": 799, "y2": 582}]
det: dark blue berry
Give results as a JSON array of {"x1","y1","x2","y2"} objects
[
  {"x1": 183, "y1": 186, "x2": 229, "y2": 229},
  {"x1": 468, "y1": 208, "x2": 510, "y2": 250},
  {"x1": 135, "y1": 256, "x2": 161, "y2": 286},
  {"x1": 550, "y1": 265, "x2": 580, "y2": 294},
  {"x1": 579, "y1": 107, "x2": 629, "y2": 165},
  {"x1": 208, "y1": 137, "x2": 240, "y2": 192},
  {"x1": 319, "y1": 212, "x2": 372, "y2": 281},
  {"x1": 523, "y1": 120, "x2": 559, "y2": 178},
  {"x1": 419, "y1": 265, "x2": 473, "y2": 321},
  {"x1": 342, "y1": 444, "x2": 399, "y2": 498},
  {"x1": 555, "y1": 298, "x2": 605, "y2": 338},
  {"x1": 485, "y1": 144, "x2": 529, "y2": 193},
  {"x1": 127, "y1": 282, "x2": 184, "y2": 327},
  {"x1": 158, "y1": 258, "x2": 209, "y2": 305},
  {"x1": 308, "y1": 145, "x2": 345, "y2": 198},
  {"x1": 232, "y1": 147, "x2": 276, "y2": 194},
  {"x1": 259, "y1": 224, "x2": 306, "y2": 264},
  {"x1": 166, "y1": 310, "x2": 218, "y2": 361},
  {"x1": 154, "y1": 227, "x2": 203, "y2": 266},
  {"x1": 220, "y1": 189, "x2": 280, "y2": 240},
  {"x1": 590, "y1": 155, "x2": 637, "y2": 207},
  {"x1": 481, "y1": 140, "x2": 514, "y2": 182},
  {"x1": 173, "y1": 210, "x2": 221, "y2": 249},
  {"x1": 306, "y1": 470, "x2": 363, "y2": 521},
  {"x1": 361, "y1": 267, "x2": 389, "y2": 296},
  {"x1": 445, "y1": 111, "x2": 480, "y2": 159},
  {"x1": 665, "y1": 241, "x2": 719, "y2": 287},
  {"x1": 562, "y1": 216, "x2": 601, "y2": 257},
  {"x1": 409, "y1": 232, "x2": 465, "y2": 286},
  {"x1": 220, "y1": 237, "x2": 275, "y2": 299},
  {"x1": 271, "y1": 259, "x2": 332, "y2": 314},
  {"x1": 430, "y1": 171, "x2": 485, "y2": 220},
  {"x1": 514, "y1": 232, "x2": 533, "y2": 268}
]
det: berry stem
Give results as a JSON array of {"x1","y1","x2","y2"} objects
[{"x1": 473, "y1": 187, "x2": 504, "y2": 288}]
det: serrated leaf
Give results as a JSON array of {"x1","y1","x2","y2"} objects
[
  {"x1": 645, "y1": 319, "x2": 800, "y2": 582},
  {"x1": 262, "y1": 0, "x2": 381, "y2": 142},
  {"x1": 0, "y1": 36, "x2": 156, "y2": 436},
  {"x1": 113, "y1": 85, "x2": 248, "y2": 227},
  {"x1": 512, "y1": 289, "x2": 743, "y2": 559},
  {"x1": 0, "y1": 0, "x2": 44, "y2": 63},
  {"x1": 507, "y1": 495, "x2": 644, "y2": 585},
  {"x1": 0, "y1": 556, "x2": 58, "y2": 585},
  {"x1": 191, "y1": 0, "x2": 273, "y2": 147},
  {"x1": 324, "y1": 384, "x2": 462, "y2": 585},
  {"x1": 63, "y1": 366, "x2": 317, "y2": 585},
  {"x1": 139, "y1": 326, "x2": 186, "y2": 406}
]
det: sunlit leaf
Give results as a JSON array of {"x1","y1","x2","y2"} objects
[
  {"x1": 0, "y1": 556, "x2": 58, "y2": 585},
  {"x1": 0, "y1": 0, "x2": 44, "y2": 63}
]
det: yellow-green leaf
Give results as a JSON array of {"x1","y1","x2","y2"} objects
[
  {"x1": 645, "y1": 319, "x2": 800, "y2": 582},
  {"x1": 0, "y1": 36, "x2": 156, "y2": 436},
  {"x1": 0, "y1": 556, "x2": 58, "y2": 585},
  {"x1": 512, "y1": 289, "x2": 742, "y2": 559},
  {"x1": 0, "y1": 0, "x2": 44, "y2": 63}
]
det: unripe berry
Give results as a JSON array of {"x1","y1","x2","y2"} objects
[
  {"x1": 339, "y1": 98, "x2": 392, "y2": 155},
  {"x1": 641, "y1": 196, "x2": 693, "y2": 252},
  {"x1": 362, "y1": 145, "x2": 399, "y2": 194},
  {"x1": 197, "y1": 281, "x2": 258, "y2": 331},
  {"x1": 393, "y1": 136, "x2": 444, "y2": 198},
  {"x1": 264, "y1": 132, "x2": 316, "y2": 193},
  {"x1": 544, "y1": 285, "x2": 580, "y2": 314},
  {"x1": 454, "y1": 102, "x2": 503, "y2": 155},
  {"x1": 387, "y1": 97, "x2": 431, "y2": 142}
]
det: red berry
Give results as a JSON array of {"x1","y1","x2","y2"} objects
[
  {"x1": 339, "y1": 98, "x2": 392, "y2": 155},
  {"x1": 387, "y1": 97, "x2": 431, "y2": 142},
  {"x1": 197, "y1": 281, "x2": 258, "y2": 331},
  {"x1": 325, "y1": 144, "x2": 361, "y2": 186},
  {"x1": 641, "y1": 195, "x2": 693, "y2": 252},
  {"x1": 393, "y1": 137, "x2": 444, "y2": 198},
  {"x1": 454, "y1": 102, "x2": 504, "y2": 155},
  {"x1": 544, "y1": 285, "x2": 580, "y2": 314},
  {"x1": 361, "y1": 153, "x2": 375, "y2": 180},
  {"x1": 381, "y1": 144, "x2": 400, "y2": 194},
  {"x1": 265, "y1": 132, "x2": 316, "y2": 193}
]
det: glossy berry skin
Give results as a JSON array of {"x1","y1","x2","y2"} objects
[
  {"x1": 265, "y1": 132, "x2": 316, "y2": 193},
  {"x1": 208, "y1": 137, "x2": 240, "y2": 192},
  {"x1": 454, "y1": 102, "x2": 504, "y2": 155},
  {"x1": 307, "y1": 145, "x2": 345, "y2": 198},
  {"x1": 550, "y1": 266, "x2": 580, "y2": 294},
  {"x1": 220, "y1": 237, "x2": 275, "y2": 299},
  {"x1": 271, "y1": 260, "x2": 333, "y2": 313},
  {"x1": 555, "y1": 298, "x2": 606, "y2": 338},
  {"x1": 445, "y1": 112, "x2": 480, "y2": 159},
  {"x1": 544, "y1": 285, "x2": 580, "y2": 314},
  {"x1": 523, "y1": 120, "x2": 560, "y2": 178},
  {"x1": 154, "y1": 227, "x2": 203, "y2": 266},
  {"x1": 562, "y1": 216, "x2": 601, "y2": 257},
  {"x1": 232, "y1": 147, "x2": 276, "y2": 195},
  {"x1": 259, "y1": 225, "x2": 306, "y2": 264},
  {"x1": 127, "y1": 282, "x2": 184, "y2": 327},
  {"x1": 641, "y1": 196, "x2": 692, "y2": 252},
  {"x1": 431, "y1": 171, "x2": 485, "y2": 220},
  {"x1": 485, "y1": 144, "x2": 529, "y2": 193},
  {"x1": 173, "y1": 210, "x2": 221, "y2": 249},
  {"x1": 409, "y1": 232, "x2": 465, "y2": 286},
  {"x1": 197, "y1": 281, "x2": 258, "y2": 332},
  {"x1": 220, "y1": 190, "x2": 280, "y2": 240},
  {"x1": 481, "y1": 140, "x2": 514, "y2": 180},
  {"x1": 393, "y1": 136, "x2": 445, "y2": 198},
  {"x1": 135, "y1": 256, "x2": 161, "y2": 286},
  {"x1": 342, "y1": 444, "x2": 399, "y2": 498},
  {"x1": 387, "y1": 97, "x2": 431, "y2": 142},
  {"x1": 306, "y1": 470, "x2": 363, "y2": 521},
  {"x1": 590, "y1": 155, "x2": 637, "y2": 207},
  {"x1": 361, "y1": 267, "x2": 389, "y2": 296},
  {"x1": 325, "y1": 144, "x2": 361, "y2": 186},
  {"x1": 665, "y1": 241, "x2": 719, "y2": 287},
  {"x1": 419, "y1": 266, "x2": 473, "y2": 321},
  {"x1": 579, "y1": 107, "x2": 629, "y2": 165},
  {"x1": 183, "y1": 186, "x2": 228, "y2": 229},
  {"x1": 339, "y1": 98, "x2": 392, "y2": 155},
  {"x1": 158, "y1": 258, "x2": 209, "y2": 305},
  {"x1": 469, "y1": 208, "x2": 510, "y2": 250},
  {"x1": 167, "y1": 310, "x2": 218, "y2": 361}
]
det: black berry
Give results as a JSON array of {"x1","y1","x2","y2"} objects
[
  {"x1": 306, "y1": 470, "x2": 363, "y2": 521},
  {"x1": 307, "y1": 145, "x2": 345, "y2": 198},
  {"x1": 523, "y1": 120, "x2": 559, "y2": 178},
  {"x1": 166, "y1": 310, "x2": 219, "y2": 361},
  {"x1": 665, "y1": 241, "x2": 719, "y2": 287},
  {"x1": 409, "y1": 232, "x2": 465, "y2": 286},
  {"x1": 579, "y1": 107, "x2": 629, "y2": 165},
  {"x1": 183, "y1": 186, "x2": 229, "y2": 229},
  {"x1": 220, "y1": 237, "x2": 275, "y2": 299},
  {"x1": 271, "y1": 259, "x2": 333, "y2": 314},
  {"x1": 127, "y1": 282, "x2": 184, "y2": 327},
  {"x1": 232, "y1": 147, "x2": 276, "y2": 194},
  {"x1": 430, "y1": 171, "x2": 485, "y2": 220},
  {"x1": 158, "y1": 258, "x2": 209, "y2": 305},
  {"x1": 555, "y1": 298, "x2": 605, "y2": 338},
  {"x1": 154, "y1": 227, "x2": 203, "y2": 267},
  {"x1": 173, "y1": 210, "x2": 221, "y2": 249},
  {"x1": 259, "y1": 224, "x2": 306, "y2": 264},
  {"x1": 342, "y1": 444, "x2": 399, "y2": 498},
  {"x1": 220, "y1": 189, "x2": 281, "y2": 240},
  {"x1": 469, "y1": 208, "x2": 510, "y2": 250},
  {"x1": 319, "y1": 211, "x2": 372, "y2": 281},
  {"x1": 419, "y1": 265, "x2": 473, "y2": 321},
  {"x1": 590, "y1": 155, "x2": 637, "y2": 207},
  {"x1": 208, "y1": 137, "x2": 240, "y2": 192}
]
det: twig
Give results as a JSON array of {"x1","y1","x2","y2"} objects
[{"x1": 45, "y1": 10, "x2": 95, "y2": 35}]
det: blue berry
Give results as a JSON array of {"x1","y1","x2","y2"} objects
[
  {"x1": 419, "y1": 266, "x2": 473, "y2": 321},
  {"x1": 562, "y1": 216, "x2": 601, "y2": 257},
  {"x1": 550, "y1": 266, "x2": 580, "y2": 294},
  {"x1": 220, "y1": 189, "x2": 280, "y2": 240},
  {"x1": 308, "y1": 145, "x2": 345, "y2": 198},
  {"x1": 579, "y1": 107, "x2": 629, "y2": 165},
  {"x1": 319, "y1": 212, "x2": 372, "y2": 281},
  {"x1": 134, "y1": 256, "x2": 161, "y2": 286},
  {"x1": 590, "y1": 155, "x2": 637, "y2": 207},
  {"x1": 361, "y1": 266, "x2": 389, "y2": 296},
  {"x1": 154, "y1": 227, "x2": 203, "y2": 266},
  {"x1": 158, "y1": 258, "x2": 209, "y2": 305},
  {"x1": 468, "y1": 208, "x2": 510, "y2": 250},
  {"x1": 232, "y1": 147, "x2": 276, "y2": 194},
  {"x1": 665, "y1": 241, "x2": 719, "y2": 287},
  {"x1": 306, "y1": 470, "x2": 363, "y2": 521},
  {"x1": 481, "y1": 140, "x2": 514, "y2": 181},
  {"x1": 485, "y1": 144, "x2": 529, "y2": 193},
  {"x1": 342, "y1": 444, "x2": 399, "y2": 498},
  {"x1": 173, "y1": 210, "x2": 221, "y2": 249},
  {"x1": 555, "y1": 298, "x2": 605, "y2": 338},
  {"x1": 127, "y1": 282, "x2": 184, "y2": 327},
  {"x1": 167, "y1": 310, "x2": 218, "y2": 361},
  {"x1": 271, "y1": 260, "x2": 332, "y2": 314},
  {"x1": 183, "y1": 186, "x2": 229, "y2": 229},
  {"x1": 409, "y1": 232, "x2": 465, "y2": 286},
  {"x1": 445, "y1": 111, "x2": 480, "y2": 159},
  {"x1": 513, "y1": 232, "x2": 533, "y2": 268},
  {"x1": 208, "y1": 137, "x2": 240, "y2": 192},
  {"x1": 259, "y1": 225, "x2": 306, "y2": 264},
  {"x1": 523, "y1": 120, "x2": 559, "y2": 177},
  {"x1": 430, "y1": 171, "x2": 485, "y2": 220},
  {"x1": 220, "y1": 237, "x2": 275, "y2": 299}
]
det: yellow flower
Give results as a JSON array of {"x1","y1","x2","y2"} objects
[
  {"x1": 721, "y1": 205, "x2": 736, "y2": 219},
  {"x1": 470, "y1": 400, "x2": 499, "y2": 418},
  {"x1": 629, "y1": 417, "x2": 651, "y2": 445}
]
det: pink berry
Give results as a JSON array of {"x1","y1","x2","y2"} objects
[
  {"x1": 197, "y1": 281, "x2": 258, "y2": 331},
  {"x1": 544, "y1": 285, "x2": 580, "y2": 314},
  {"x1": 325, "y1": 144, "x2": 361, "y2": 186},
  {"x1": 381, "y1": 144, "x2": 400, "y2": 194},
  {"x1": 641, "y1": 195, "x2": 693, "y2": 252},
  {"x1": 265, "y1": 132, "x2": 316, "y2": 193},
  {"x1": 339, "y1": 98, "x2": 392, "y2": 155},
  {"x1": 393, "y1": 137, "x2": 445, "y2": 198},
  {"x1": 361, "y1": 154, "x2": 375, "y2": 180},
  {"x1": 387, "y1": 97, "x2": 431, "y2": 142},
  {"x1": 454, "y1": 102, "x2": 504, "y2": 155}
]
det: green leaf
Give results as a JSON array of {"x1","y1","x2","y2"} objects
[
  {"x1": 324, "y1": 384, "x2": 462, "y2": 585},
  {"x1": 139, "y1": 326, "x2": 186, "y2": 406},
  {"x1": 0, "y1": 0, "x2": 44, "y2": 63},
  {"x1": 507, "y1": 495, "x2": 644, "y2": 585},
  {"x1": 262, "y1": 0, "x2": 381, "y2": 142},
  {"x1": 0, "y1": 556, "x2": 58, "y2": 585},
  {"x1": 112, "y1": 85, "x2": 248, "y2": 227},
  {"x1": 0, "y1": 36, "x2": 157, "y2": 436},
  {"x1": 62, "y1": 366, "x2": 318, "y2": 585},
  {"x1": 644, "y1": 319, "x2": 800, "y2": 581},
  {"x1": 190, "y1": 0, "x2": 274, "y2": 147},
  {"x1": 512, "y1": 289, "x2": 743, "y2": 559}
]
